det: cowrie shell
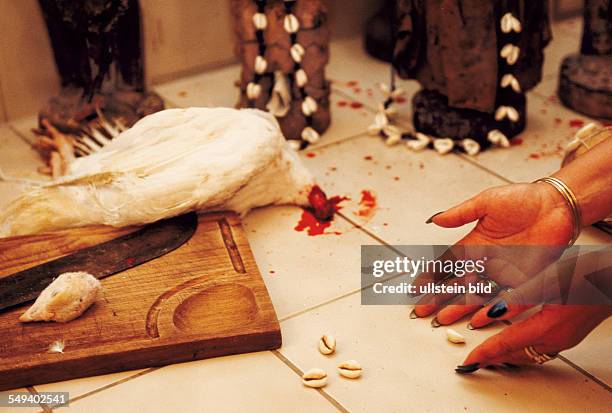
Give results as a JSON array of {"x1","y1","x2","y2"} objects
[
  {"x1": 301, "y1": 96, "x2": 318, "y2": 116},
  {"x1": 495, "y1": 106, "x2": 519, "y2": 122},
  {"x1": 301, "y1": 127, "x2": 320, "y2": 143},
  {"x1": 246, "y1": 82, "x2": 262, "y2": 100},
  {"x1": 295, "y1": 69, "x2": 308, "y2": 87},
  {"x1": 254, "y1": 55, "x2": 267, "y2": 74},
  {"x1": 287, "y1": 140, "x2": 301, "y2": 151},
  {"x1": 302, "y1": 368, "x2": 327, "y2": 388},
  {"x1": 446, "y1": 328, "x2": 466, "y2": 344},
  {"x1": 338, "y1": 360, "x2": 362, "y2": 379},
  {"x1": 416, "y1": 132, "x2": 431, "y2": 143},
  {"x1": 500, "y1": 13, "x2": 522, "y2": 33},
  {"x1": 266, "y1": 71, "x2": 291, "y2": 117},
  {"x1": 433, "y1": 138, "x2": 454, "y2": 155},
  {"x1": 500, "y1": 44, "x2": 520, "y2": 65},
  {"x1": 488, "y1": 129, "x2": 510, "y2": 147},
  {"x1": 462, "y1": 138, "x2": 481, "y2": 156},
  {"x1": 318, "y1": 335, "x2": 336, "y2": 355},
  {"x1": 406, "y1": 138, "x2": 429, "y2": 151},
  {"x1": 290, "y1": 43, "x2": 305, "y2": 63},
  {"x1": 284, "y1": 14, "x2": 300, "y2": 33},
  {"x1": 252, "y1": 12, "x2": 267, "y2": 30},
  {"x1": 500, "y1": 73, "x2": 521, "y2": 93},
  {"x1": 374, "y1": 112, "x2": 389, "y2": 129},
  {"x1": 385, "y1": 133, "x2": 402, "y2": 146}
]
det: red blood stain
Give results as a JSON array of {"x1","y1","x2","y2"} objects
[
  {"x1": 329, "y1": 166, "x2": 337, "y2": 171},
  {"x1": 366, "y1": 88, "x2": 373, "y2": 97},
  {"x1": 364, "y1": 155, "x2": 373, "y2": 161},
  {"x1": 394, "y1": 176, "x2": 400, "y2": 181},
  {"x1": 295, "y1": 185, "x2": 347, "y2": 236},
  {"x1": 347, "y1": 80, "x2": 358, "y2": 87},
  {"x1": 178, "y1": 91, "x2": 187, "y2": 98},
  {"x1": 337, "y1": 100, "x2": 348, "y2": 107},
  {"x1": 385, "y1": 165, "x2": 391, "y2": 170},
  {"x1": 269, "y1": 270, "x2": 275, "y2": 275},
  {"x1": 125, "y1": 258, "x2": 135, "y2": 266},
  {"x1": 419, "y1": 162, "x2": 425, "y2": 170},
  {"x1": 394, "y1": 96, "x2": 407, "y2": 104},
  {"x1": 350, "y1": 101, "x2": 364, "y2": 109},
  {"x1": 569, "y1": 119, "x2": 585, "y2": 128},
  {"x1": 511, "y1": 137, "x2": 523, "y2": 146},
  {"x1": 554, "y1": 117, "x2": 562, "y2": 126},
  {"x1": 353, "y1": 88, "x2": 362, "y2": 94},
  {"x1": 306, "y1": 152, "x2": 316, "y2": 158},
  {"x1": 355, "y1": 190, "x2": 377, "y2": 218},
  {"x1": 383, "y1": 222, "x2": 389, "y2": 226},
  {"x1": 529, "y1": 153, "x2": 541, "y2": 159}
]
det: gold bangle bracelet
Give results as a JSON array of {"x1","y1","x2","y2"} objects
[{"x1": 534, "y1": 177, "x2": 582, "y2": 246}]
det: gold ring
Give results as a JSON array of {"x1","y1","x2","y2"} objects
[{"x1": 524, "y1": 345, "x2": 557, "y2": 364}]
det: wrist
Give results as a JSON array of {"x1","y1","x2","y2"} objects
[{"x1": 533, "y1": 181, "x2": 575, "y2": 244}]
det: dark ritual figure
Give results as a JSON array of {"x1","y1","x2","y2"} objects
[
  {"x1": 231, "y1": 0, "x2": 331, "y2": 149},
  {"x1": 394, "y1": 0, "x2": 551, "y2": 152},
  {"x1": 558, "y1": 0, "x2": 612, "y2": 120},
  {"x1": 35, "y1": 0, "x2": 164, "y2": 176}
]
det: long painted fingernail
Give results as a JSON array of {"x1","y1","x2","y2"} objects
[
  {"x1": 467, "y1": 323, "x2": 475, "y2": 330},
  {"x1": 455, "y1": 363, "x2": 480, "y2": 374},
  {"x1": 425, "y1": 211, "x2": 445, "y2": 224},
  {"x1": 409, "y1": 309, "x2": 419, "y2": 319},
  {"x1": 431, "y1": 317, "x2": 441, "y2": 328},
  {"x1": 487, "y1": 300, "x2": 508, "y2": 319}
]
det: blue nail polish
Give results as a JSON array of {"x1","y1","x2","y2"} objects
[
  {"x1": 487, "y1": 300, "x2": 508, "y2": 319},
  {"x1": 455, "y1": 363, "x2": 480, "y2": 374}
]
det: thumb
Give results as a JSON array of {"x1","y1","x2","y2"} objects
[{"x1": 427, "y1": 194, "x2": 485, "y2": 228}]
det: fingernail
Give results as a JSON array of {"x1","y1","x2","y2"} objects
[
  {"x1": 503, "y1": 363, "x2": 520, "y2": 369},
  {"x1": 467, "y1": 323, "x2": 475, "y2": 330},
  {"x1": 487, "y1": 300, "x2": 508, "y2": 319},
  {"x1": 431, "y1": 317, "x2": 441, "y2": 328},
  {"x1": 409, "y1": 309, "x2": 420, "y2": 319},
  {"x1": 425, "y1": 211, "x2": 445, "y2": 224},
  {"x1": 455, "y1": 363, "x2": 480, "y2": 374}
]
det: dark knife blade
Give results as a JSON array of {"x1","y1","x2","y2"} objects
[{"x1": 0, "y1": 212, "x2": 198, "y2": 311}]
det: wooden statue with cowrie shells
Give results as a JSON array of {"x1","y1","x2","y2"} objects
[
  {"x1": 231, "y1": 0, "x2": 331, "y2": 148},
  {"x1": 393, "y1": 0, "x2": 551, "y2": 152},
  {"x1": 558, "y1": 0, "x2": 612, "y2": 120}
]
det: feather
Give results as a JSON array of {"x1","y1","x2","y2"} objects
[{"x1": 0, "y1": 108, "x2": 315, "y2": 237}]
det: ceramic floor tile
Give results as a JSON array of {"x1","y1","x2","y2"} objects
[
  {"x1": 242, "y1": 205, "x2": 381, "y2": 320},
  {"x1": 562, "y1": 317, "x2": 612, "y2": 387},
  {"x1": 542, "y1": 18, "x2": 583, "y2": 80},
  {"x1": 34, "y1": 369, "x2": 147, "y2": 407},
  {"x1": 279, "y1": 291, "x2": 612, "y2": 413},
  {"x1": 461, "y1": 91, "x2": 598, "y2": 184},
  {"x1": 0, "y1": 388, "x2": 42, "y2": 412},
  {"x1": 58, "y1": 352, "x2": 338, "y2": 413},
  {"x1": 0, "y1": 123, "x2": 44, "y2": 180},
  {"x1": 302, "y1": 134, "x2": 504, "y2": 244}
]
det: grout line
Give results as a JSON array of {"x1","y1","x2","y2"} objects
[
  {"x1": 50, "y1": 368, "x2": 161, "y2": 409},
  {"x1": 271, "y1": 350, "x2": 350, "y2": 413},
  {"x1": 27, "y1": 386, "x2": 53, "y2": 413},
  {"x1": 332, "y1": 87, "x2": 378, "y2": 113},
  {"x1": 454, "y1": 153, "x2": 515, "y2": 184},
  {"x1": 556, "y1": 354, "x2": 612, "y2": 393}
]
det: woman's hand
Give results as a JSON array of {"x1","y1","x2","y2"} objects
[
  {"x1": 457, "y1": 305, "x2": 612, "y2": 372},
  {"x1": 413, "y1": 182, "x2": 574, "y2": 326}
]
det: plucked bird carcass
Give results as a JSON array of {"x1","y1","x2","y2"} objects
[{"x1": 0, "y1": 107, "x2": 317, "y2": 237}]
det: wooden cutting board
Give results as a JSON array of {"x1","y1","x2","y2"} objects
[{"x1": 0, "y1": 212, "x2": 281, "y2": 391}]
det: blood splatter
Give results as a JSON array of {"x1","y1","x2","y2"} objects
[
  {"x1": 529, "y1": 153, "x2": 541, "y2": 159},
  {"x1": 394, "y1": 96, "x2": 407, "y2": 104},
  {"x1": 337, "y1": 100, "x2": 348, "y2": 107},
  {"x1": 350, "y1": 101, "x2": 364, "y2": 109},
  {"x1": 394, "y1": 176, "x2": 400, "y2": 181},
  {"x1": 364, "y1": 155, "x2": 373, "y2": 161},
  {"x1": 306, "y1": 152, "x2": 316, "y2": 158},
  {"x1": 419, "y1": 162, "x2": 425, "y2": 170},
  {"x1": 269, "y1": 270, "x2": 276, "y2": 275},
  {"x1": 355, "y1": 190, "x2": 377, "y2": 218},
  {"x1": 347, "y1": 80, "x2": 358, "y2": 87},
  {"x1": 554, "y1": 117, "x2": 562, "y2": 126},
  {"x1": 125, "y1": 258, "x2": 135, "y2": 266},
  {"x1": 511, "y1": 138, "x2": 523, "y2": 146},
  {"x1": 569, "y1": 119, "x2": 585, "y2": 128},
  {"x1": 178, "y1": 91, "x2": 187, "y2": 98},
  {"x1": 353, "y1": 88, "x2": 362, "y2": 94},
  {"x1": 295, "y1": 185, "x2": 347, "y2": 236}
]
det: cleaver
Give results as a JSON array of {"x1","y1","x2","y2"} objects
[{"x1": 0, "y1": 212, "x2": 198, "y2": 312}]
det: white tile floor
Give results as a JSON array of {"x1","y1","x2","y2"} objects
[{"x1": 0, "y1": 17, "x2": 610, "y2": 413}]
